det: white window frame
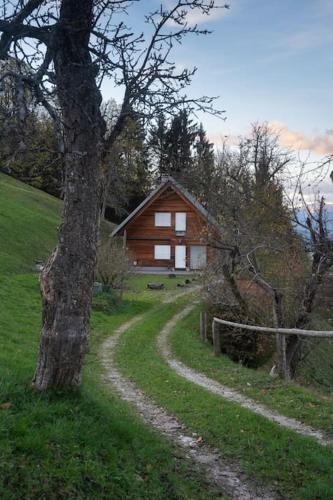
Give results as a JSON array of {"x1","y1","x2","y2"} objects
[
  {"x1": 175, "y1": 212, "x2": 186, "y2": 232},
  {"x1": 155, "y1": 212, "x2": 171, "y2": 227},
  {"x1": 154, "y1": 245, "x2": 171, "y2": 260}
]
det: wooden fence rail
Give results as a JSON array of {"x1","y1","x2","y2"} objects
[
  {"x1": 211, "y1": 317, "x2": 333, "y2": 376},
  {"x1": 212, "y1": 317, "x2": 333, "y2": 339}
]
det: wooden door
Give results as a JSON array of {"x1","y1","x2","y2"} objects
[
  {"x1": 190, "y1": 245, "x2": 207, "y2": 269},
  {"x1": 175, "y1": 245, "x2": 186, "y2": 269}
]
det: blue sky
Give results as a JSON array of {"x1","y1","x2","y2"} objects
[{"x1": 102, "y1": 0, "x2": 332, "y2": 170}]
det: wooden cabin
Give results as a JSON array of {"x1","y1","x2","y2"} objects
[{"x1": 111, "y1": 176, "x2": 220, "y2": 271}]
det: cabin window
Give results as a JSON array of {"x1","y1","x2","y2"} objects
[
  {"x1": 155, "y1": 212, "x2": 171, "y2": 227},
  {"x1": 175, "y1": 212, "x2": 186, "y2": 233},
  {"x1": 154, "y1": 245, "x2": 171, "y2": 260}
]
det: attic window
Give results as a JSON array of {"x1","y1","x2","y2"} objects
[
  {"x1": 155, "y1": 212, "x2": 171, "y2": 227},
  {"x1": 175, "y1": 212, "x2": 186, "y2": 232}
]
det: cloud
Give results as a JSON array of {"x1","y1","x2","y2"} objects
[
  {"x1": 297, "y1": 177, "x2": 333, "y2": 206},
  {"x1": 269, "y1": 121, "x2": 333, "y2": 156},
  {"x1": 166, "y1": 1, "x2": 229, "y2": 27},
  {"x1": 208, "y1": 123, "x2": 333, "y2": 159},
  {"x1": 282, "y1": 25, "x2": 333, "y2": 52}
]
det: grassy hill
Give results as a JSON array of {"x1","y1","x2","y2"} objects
[
  {"x1": 0, "y1": 173, "x2": 115, "y2": 275},
  {"x1": 0, "y1": 173, "x2": 61, "y2": 275},
  {"x1": 0, "y1": 174, "x2": 211, "y2": 499}
]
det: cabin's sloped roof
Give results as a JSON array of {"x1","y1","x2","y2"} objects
[{"x1": 111, "y1": 175, "x2": 220, "y2": 236}]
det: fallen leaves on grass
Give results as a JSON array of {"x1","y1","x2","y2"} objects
[{"x1": 0, "y1": 402, "x2": 12, "y2": 409}]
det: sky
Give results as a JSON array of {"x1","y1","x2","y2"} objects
[{"x1": 102, "y1": 0, "x2": 333, "y2": 199}]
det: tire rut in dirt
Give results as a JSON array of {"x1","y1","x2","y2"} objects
[{"x1": 101, "y1": 308, "x2": 278, "y2": 499}]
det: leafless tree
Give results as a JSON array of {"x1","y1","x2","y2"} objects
[
  {"x1": 206, "y1": 128, "x2": 333, "y2": 379},
  {"x1": 284, "y1": 169, "x2": 333, "y2": 377},
  {"x1": 239, "y1": 122, "x2": 293, "y2": 188},
  {"x1": 0, "y1": 0, "x2": 225, "y2": 389}
]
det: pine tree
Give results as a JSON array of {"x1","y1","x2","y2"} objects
[
  {"x1": 148, "y1": 112, "x2": 169, "y2": 174},
  {"x1": 165, "y1": 110, "x2": 197, "y2": 178},
  {"x1": 104, "y1": 112, "x2": 152, "y2": 221},
  {"x1": 193, "y1": 123, "x2": 215, "y2": 201}
]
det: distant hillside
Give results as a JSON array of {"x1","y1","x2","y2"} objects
[{"x1": 0, "y1": 173, "x2": 114, "y2": 275}]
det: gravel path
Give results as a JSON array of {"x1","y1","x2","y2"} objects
[
  {"x1": 100, "y1": 301, "x2": 277, "y2": 499},
  {"x1": 157, "y1": 304, "x2": 333, "y2": 448}
]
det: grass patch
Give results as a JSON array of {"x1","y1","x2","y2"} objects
[
  {"x1": 0, "y1": 173, "x2": 113, "y2": 276},
  {"x1": 115, "y1": 301, "x2": 333, "y2": 499},
  {"x1": 170, "y1": 307, "x2": 333, "y2": 436},
  {"x1": 0, "y1": 175, "x2": 221, "y2": 498},
  {"x1": 0, "y1": 173, "x2": 60, "y2": 275},
  {"x1": 0, "y1": 274, "x2": 220, "y2": 498}
]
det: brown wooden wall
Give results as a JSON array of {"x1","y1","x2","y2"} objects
[{"x1": 120, "y1": 186, "x2": 215, "y2": 268}]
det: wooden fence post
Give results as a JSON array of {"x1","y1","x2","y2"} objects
[
  {"x1": 276, "y1": 334, "x2": 289, "y2": 380},
  {"x1": 272, "y1": 301, "x2": 290, "y2": 380},
  {"x1": 200, "y1": 312, "x2": 204, "y2": 341},
  {"x1": 203, "y1": 311, "x2": 207, "y2": 342},
  {"x1": 212, "y1": 320, "x2": 221, "y2": 356},
  {"x1": 200, "y1": 312, "x2": 208, "y2": 342}
]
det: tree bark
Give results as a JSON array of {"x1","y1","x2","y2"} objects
[
  {"x1": 33, "y1": 0, "x2": 106, "y2": 389},
  {"x1": 221, "y1": 264, "x2": 250, "y2": 318},
  {"x1": 286, "y1": 257, "x2": 328, "y2": 378},
  {"x1": 250, "y1": 271, "x2": 289, "y2": 379}
]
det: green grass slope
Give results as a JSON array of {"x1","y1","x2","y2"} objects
[
  {"x1": 0, "y1": 173, "x2": 61, "y2": 275},
  {"x1": 0, "y1": 173, "x2": 115, "y2": 275},
  {"x1": 0, "y1": 174, "x2": 217, "y2": 498}
]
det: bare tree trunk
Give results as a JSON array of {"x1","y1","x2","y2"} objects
[
  {"x1": 221, "y1": 264, "x2": 250, "y2": 317},
  {"x1": 33, "y1": 0, "x2": 106, "y2": 390},
  {"x1": 286, "y1": 260, "x2": 326, "y2": 378},
  {"x1": 101, "y1": 167, "x2": 112, "y2": 220},
  {"x1": 285, "y1": 276, "x2": 319, "y2": 378},
  {"x1": 250, "y1": 271, "x2": 289, "y2": 379}
]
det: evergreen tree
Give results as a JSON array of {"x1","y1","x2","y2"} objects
[
  {"x1": 148, "y1": 112, "x2": 168, "y2": 174},
  {"x1": 148, "y1": 109, "x2": 198, "y2": 180},
  {"x1": 191, "y1": 123, "x2": 216, "y2": 205},
  {"x1": 165, "y1": 109, "x2": 197, "y2": 178},
  {"x1": 104, "y1": 112, "x2": 152, "y2": 221},
  {"x1": 0, "y1": 65, "x2": 64, "y2": 197},
  {"x1": 0, "y1": 107, "x2": 64, "y2": 198}
]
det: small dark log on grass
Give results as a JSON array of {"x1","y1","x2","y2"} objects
[{"x1": 147, "y1": 283, "x2": 165, "y2": 290}]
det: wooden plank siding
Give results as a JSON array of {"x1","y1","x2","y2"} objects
[{"x1": 116, "y1": 185, "x2": 217, "y2": 268}]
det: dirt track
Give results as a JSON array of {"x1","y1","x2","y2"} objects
[
  {"x1": 157, "y1": 304, "x2": 333, "y2": 448},
  {"x1": 100, "y1": 303, "x2": 277, "y2": 499}
]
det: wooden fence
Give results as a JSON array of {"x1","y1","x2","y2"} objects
[{"x1": 199, "y1": 312, "x2": 333, "y2": 378}]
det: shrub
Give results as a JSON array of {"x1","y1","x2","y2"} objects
[{"x1": 96, "y1": 237, "x2": 131, "y2": 295}]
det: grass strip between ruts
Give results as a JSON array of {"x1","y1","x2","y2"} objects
[{"x1": 169, "y1": 306, "x2": 333, "y2": 435}]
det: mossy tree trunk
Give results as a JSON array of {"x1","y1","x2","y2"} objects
[{"x1": 33, "y1": 0, "x2": 106, "y2": 390}]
